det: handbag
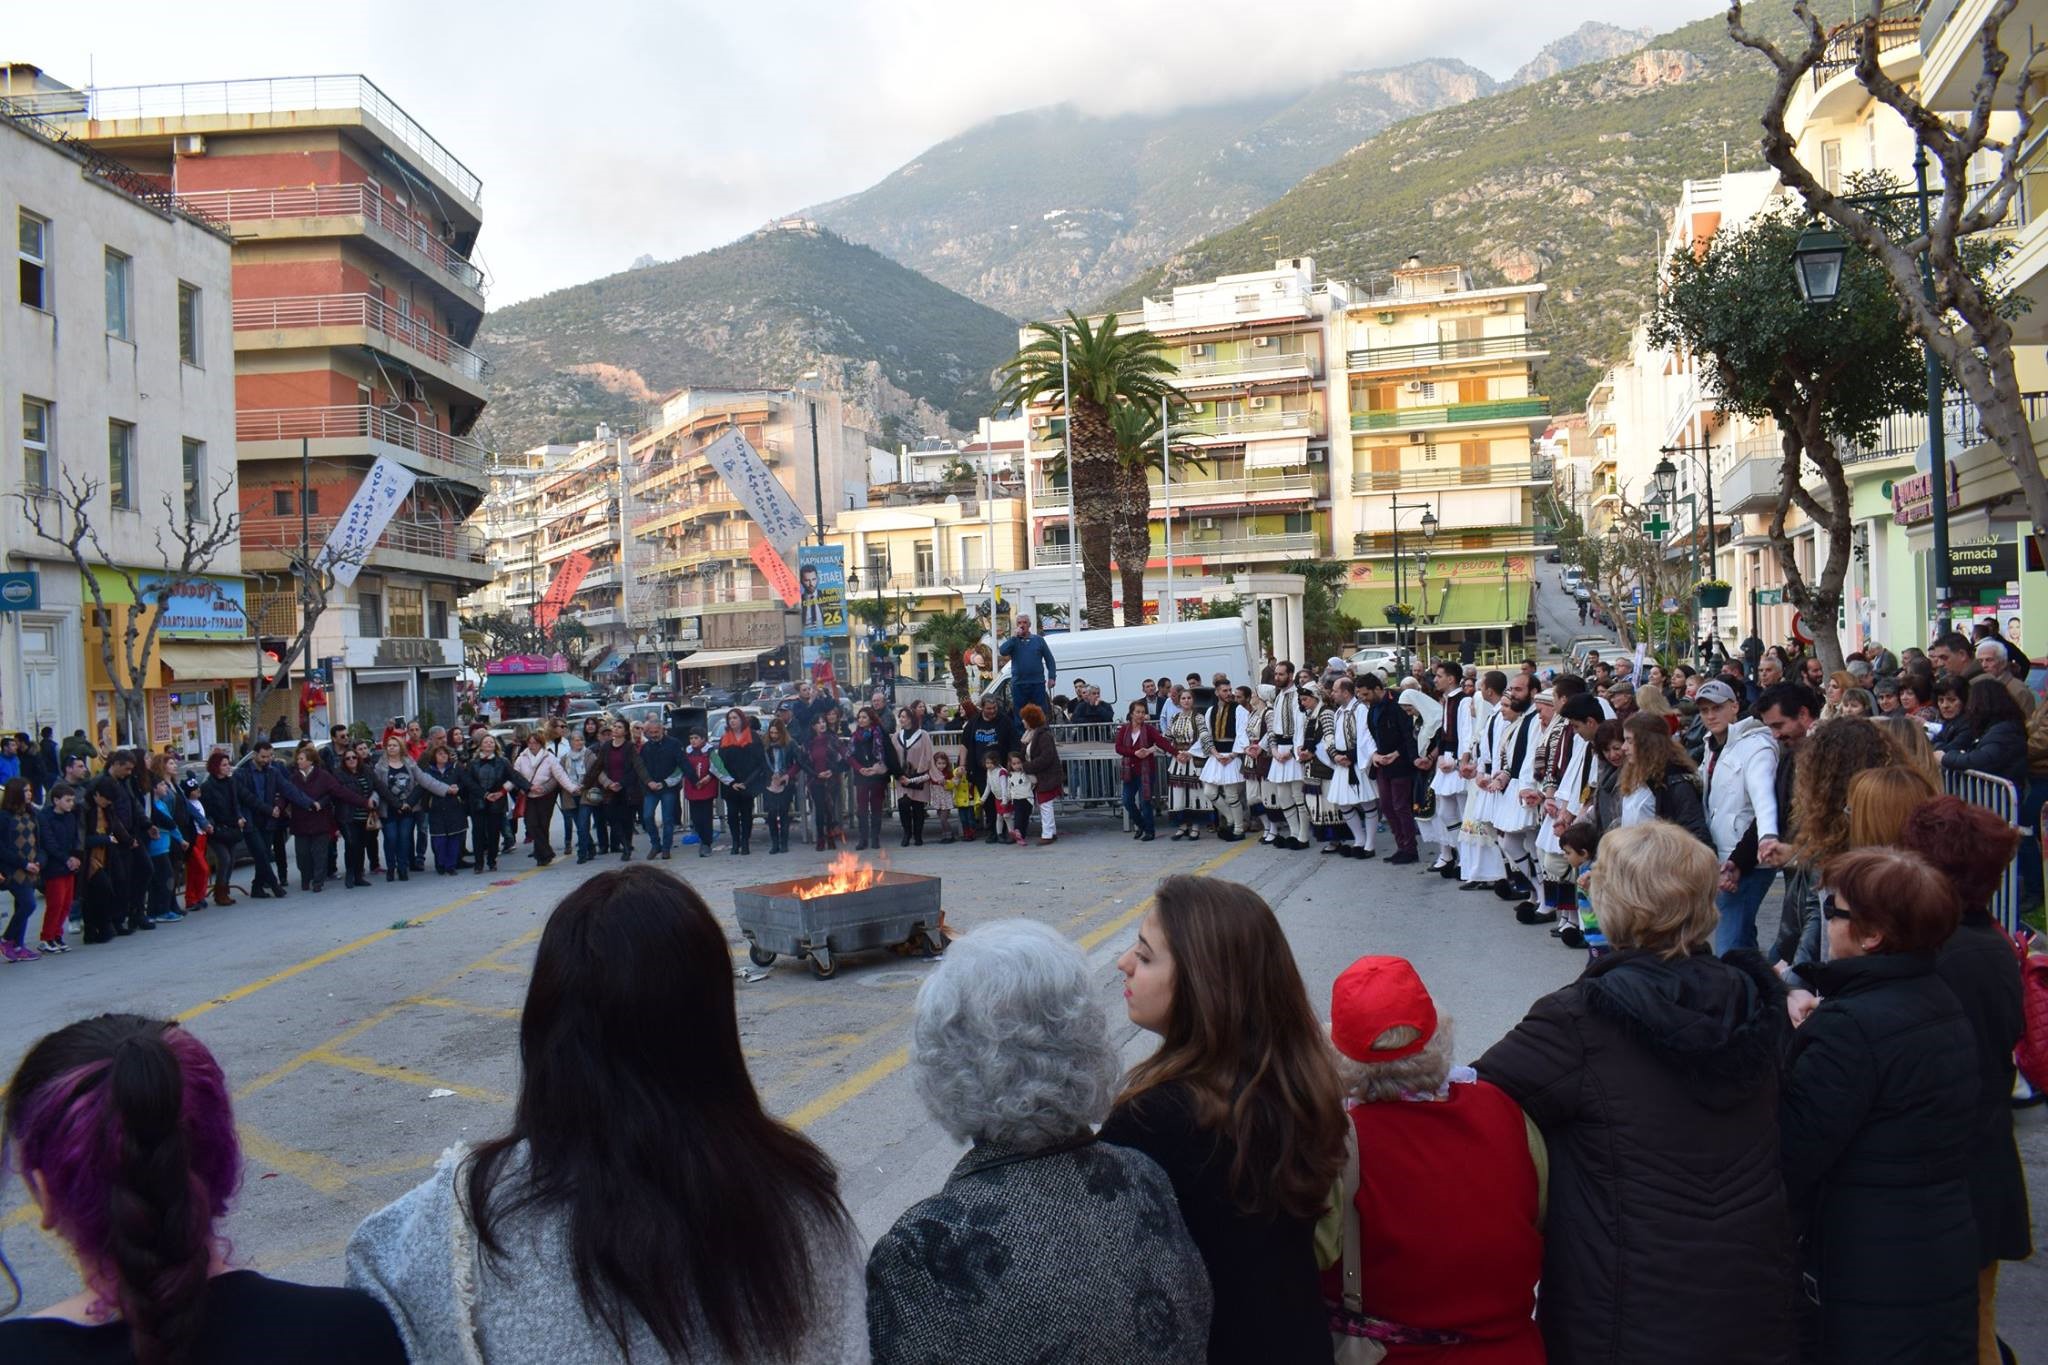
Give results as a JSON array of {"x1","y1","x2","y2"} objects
[{"x1": 1327, "y1": 1125, "x2": 1387, "y2": 1365}]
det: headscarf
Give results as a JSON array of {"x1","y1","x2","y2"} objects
[{"x1": 1400, "y1": 686, "x2": 1443, "y2": 751}]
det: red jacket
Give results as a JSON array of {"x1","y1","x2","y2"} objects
[
  {"x1": 1115, "y1": 721, "x2": 1175, "y2": 784},
  {"x1": 681, "y1": 747, "x2": 717, "y2": 802}
]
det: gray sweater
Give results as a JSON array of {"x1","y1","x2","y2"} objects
[{"x1": 346, "y1": 1144, "x2": 869, "y2": 1365}]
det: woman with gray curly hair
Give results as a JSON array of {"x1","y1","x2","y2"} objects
[{"x1": 865, "y1": 919, "x2": 1211, "y2": 1365}]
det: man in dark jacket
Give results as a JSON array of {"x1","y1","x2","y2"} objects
[
  {"x1": 91, "y1": 751, "x2": 153, "y2": 934},
  {"x1": 996, "y1": 616, "x2": 1057, "y2": 717},
  {"x1": 631, "y1": 716, "x2": 686, "y2": 859},
  {"x1": 962, "y1": 696, "x2": 1018, "y2": 779},
  {"x1": 233, "y1": 740, "x2": 306, "y2": 898},
  {"x1": 1360, "y1": 673, "x2": 1421, "y2": 864},
  {"x1": 58, "y1": 728, "x2": 95, "y2": 770}
]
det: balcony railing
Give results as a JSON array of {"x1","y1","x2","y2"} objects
[
  {"x1": 177, "y1": 183, "x2": 484, "y2": 293},
  {"x1": 1035, "y1": 531, "x2": 1318, "y2": 565},
  {"x1": 1034, "y1": 469, "x2": 1320, "y2": 510},
  {"x1": 235, "y1": 404, "x2": 486, "y2": 476},
  {"x1": 1177, "y1": 407, "x2": 1318, "y2": 438},
  {"x1": 1170, "y1": 349, "x2": 1320, "y2": 381},
  {"x1": 1352, "y1": 527, "x2": 1557, "y2": 555},
  {"x1": 645, "y1": 580, "x2": 774, "y2": 613},
  {"x1": 1351, "y1": 460, "x2": 1552, "y2": 492},
  {"x1": 233, "y1": 293, "x2": 489, "y2": 383},
  {"x1": 1347, "y1": 333, "x2": 1548, "y2": 371},
  {"x1": 242, "y1": 514, "x2": 487, "y2": 565},
  {"x1": 1813, "y1": 4, "x2": 1923, "y2": 89},
  {"x1": 51, "y1": 75, "x2": 483, "y2": 204},
  {"x1": 1351, "y1": 397, "x2": 1552, "y2": 431}
]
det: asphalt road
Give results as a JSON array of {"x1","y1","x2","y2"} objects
[{"x1": 0, "y1": 778, "x2": 2040, "y2": 1356}]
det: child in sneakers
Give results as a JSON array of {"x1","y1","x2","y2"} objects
[
  {"x1": 34, "y1": 784, "x2": 80, "y2": 953},
  {"x1": 1556, "y1": 822, "x2": 1605, "y2": 956},
  {"x1": 927, "y1": 752, "x2": 961, "y2": 844},
  {"x1": 981, "y1": 754, "x2": 1008, "y2": 845},
  {"x1": 1004, "y1": 753, "x2": 1034, "y2": 847},
  {"x1": 948, "y1": 754, "x2": 980, "y2": 840}
]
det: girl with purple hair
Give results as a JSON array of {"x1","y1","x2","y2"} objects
[{"x1": 0, "y1": 1014, "x2": 406, "y2": 1363}]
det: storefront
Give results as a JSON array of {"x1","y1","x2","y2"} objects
[
  {"x1": 477, "y1": 654, "x2": 594, "y2": 723},
  {"x1": 1893, "y1": 452, "x2": 2038, "y2": 652},
  {"x1": 339, "y1": 636, "x2": 463, "y2": 733},
  {"x1": 83, "y1": 569, "x2": 257, "y2": 754}
]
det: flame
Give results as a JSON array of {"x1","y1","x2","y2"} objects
[{"x1": 795, "y1": 851, "x2": 883, "y2": 899}]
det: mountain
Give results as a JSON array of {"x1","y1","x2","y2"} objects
[
  {"x1": 803, "y1": 60, "x2": 1497, "y2": 319},
  {"x1": 476, "y1": 222, "x2": 1020, "y2": 453},
  {"x1": 1506, "y1": 20, "x2": 1659, "y2": 88},
  {"x1": 1106, "y1": 9, "x2": 1799, "y2": 414}
]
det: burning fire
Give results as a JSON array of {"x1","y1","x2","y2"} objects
[{"x1": 796, "y1": 851, "x2": 883, "y2": 900}]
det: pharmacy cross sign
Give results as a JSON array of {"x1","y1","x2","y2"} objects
[{"x1": 1642, "y1": 513, "x2": 1672, "y2": 538}]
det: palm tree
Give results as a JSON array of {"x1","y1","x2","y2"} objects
[
  {"x1": 912, "y1": 610, "x2": 986, "y2": 705},
  {"x1": 1107, "y1": 400, "x2": 1205, "y2": 628},
  {"x1": 995, "y1": 312, "x2": 1178, "y2": 629}
]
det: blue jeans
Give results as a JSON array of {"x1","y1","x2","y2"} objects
[
  {"x1": 3, "y1": 879, "x2": 36, "y2": 946},
  {"x1": 380, "y1": 813, "x2": 416, "y2": 874},
  {"x1": 1013, "y1": 679, "x2": 1050, "y2": 718},
  {"x1": 641, "y1": 788, "x2": 680, "y2": 852},
  {"x1": 1714, "y1": 865, "x2": 1778, "y2": 954},
  {"x1": 1122, "y1": 777, "x2": 1155, "y2": 837},
  {"x1": 568, "y1": 803, "x2": 594, "y2": 858}
]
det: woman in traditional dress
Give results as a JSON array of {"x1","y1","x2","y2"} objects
[{"x1": 1163, "y1": 685, "x2": 1208, "y2": 840}]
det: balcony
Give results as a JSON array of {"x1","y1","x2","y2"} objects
[
  {"x1": 573, "y1": 606, "x2": 622, "y2": 628},
  {"x1": 1351, "y1": 460, "x2": 1551, "y2": 493},
  {"x1": 236, "y1": 404, "x2": 487, "y2": 482},
  {"x1": 1352, "y1": 527, "x2": 1557, "y2": 556},
  {"x1": 232, "y1": 293, "x2": 489, "y2": 397},
  {"x1": 1718, "y1": 454, "x2": 1783, "y2": 516},
  {"x1": 644, "y1": 580, "x2": 778, "y2": 616},
  {"x1": 47, "y1": 75, "x2": 483, "y2": 208},
  {"x1": 176, "y1": 183, "x2": 484, "y2": 307},
  {"x1": 1170, "y1": 348, "x2": 1320, "y2": 384},
  {"x1": 242, "y1": 513, "x2": 490, "y2": 581},
  {"x1": 1350, "y1": 397, "x2": 1551, "y2": 433},
  {"x1": 1177, "y1": 406, "x2": 1320, "y2": 440},
  {"x1": 1035, "y1": 531, "x2": 1318, "y2": 566},
  {"x1": 1791, "y1": 2, "x2": 1925, "y2": 132},
  {"x1": 1347, "y1": 333, "x2": 1548, "y2": 372},
  {"x1": 539, "y1": 520, "x2": 616, "y2": 558},
  {"x1": 1034, "y1": 469, "x2": 1321, "y2": 511}
]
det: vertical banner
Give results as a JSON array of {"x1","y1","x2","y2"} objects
[
  {"x1": 318, "y1": 455, "x2": 417, "y2": 587},
  {"x1": 751, "y1": 540, "x2": 802, "y2": 607},
  {"x1": 703, "y1": 428, "x2": 809, "y2": 559},
  {"x1": 535, "y1": 551, "x2": 593, "y2": 633},
  {"x1": 798, "y1": 545, "x2": 848, "y2": 638}
]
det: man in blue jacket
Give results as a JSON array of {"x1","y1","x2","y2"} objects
[
  {"x1": 630, "y1": 716, "x2": 687, "y2": 859},
  {"x1": 233, "y1": 739, "x2": 306, "y2": 898},
  {"x1": 997, "y1": 615, "x2": 1058, "y2": 718}
]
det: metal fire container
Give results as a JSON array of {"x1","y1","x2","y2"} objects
[{"x1": 734, "y1": 871, "x2": 944, "y2": 979}]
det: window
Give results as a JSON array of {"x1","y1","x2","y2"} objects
[
  {"x1": 104, "y1": 249, "x2": 131, "y2": 340},
  {"x1": 304, "y1": 488, "x2": 319, "y2": 516},
  {"x1": 428, "y1": 597, "x2": 450, "y2": 638},
  {"x1": 1820, "y1": 140, "x2": 1843, "y2": 193},
  {"x1": 181, "y1": 439, "x2": 206, "y2": 521},
  {"x1": 272, "y1": 487, "x2": 294, "y2": 517},
  {"x1": 18, "y1": 211, "x2": 47, "y2": 309},
  {"x1": 388, "y1": 586, "x2": 424, "y2": 638},
  {"x1": 21, "y1": 398, "x2": 50, "y2": 489},
  {"x1": 357, "y1": 589, "x2": 383, "y2": 637},
  {"x1": 107, "y1": 421, "x2": 135, "y2": 509},
  {"x1": 177, "y1": 282, "x2": 201, "y2": 364}
]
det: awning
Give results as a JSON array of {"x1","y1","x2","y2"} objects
[
  {"x1": 158, "y1": 640, "x2": 258, "y2": 681},
  {"x1": 597, "y1": 653, "x2": 625, "y2": 672},
  {"x1": 477, "y1": 672, "x2": 593, "y2": 699},
  {"x1": 675, "y1": 646, "x2": 772, "y2": 670},
  {"x1": 581, "y1": 643, "x2": 610, "y2": 667},
  {"x1": 1244, "y1": 436, "x2": 1310, "y2": 469}
]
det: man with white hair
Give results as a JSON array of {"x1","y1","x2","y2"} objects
[
  {"x1": 1975, "y1": 637, "x2": 2038, "y2": 716},
  {"x1": 1258, "y1": 660, "x2": 1311, "y2": 850},
  {"x1": 868, "y1": 919, "x2": 1213, "y2": 1364}
]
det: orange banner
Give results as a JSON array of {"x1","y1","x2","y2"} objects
[
  {"x1": 752, "y1": 540, "x2": 802, "y2": 607},
  {"x1": 536, "y1": 550, "x2": 593, "y2": 633}
]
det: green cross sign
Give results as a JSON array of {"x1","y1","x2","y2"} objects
[{"x1": 1642, "y1": 514, "x2": 1671, "y2": 537}]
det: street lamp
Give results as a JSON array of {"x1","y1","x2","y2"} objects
[
  {"x1": 846, "y1": 558, "x2": 892, "y2": 702},
  {"x1": 1790, "y1": 223, "x2": 1848, "y2": 305},
  {"x1": 1388, "y1": 497, "x2": 1439, "y2": 666}
]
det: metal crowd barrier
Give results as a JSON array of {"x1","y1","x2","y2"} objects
[{"x1": 1942, "y1": 768, "x2": 2023, "y2": 932}]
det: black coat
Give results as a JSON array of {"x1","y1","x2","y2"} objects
[
  {"x1": 1476, "y1": 949, "x2": 1797, "y2": 1365},
  {"x1": 1936, "y1": 910, "x2": 2033, "y2": 1265},
  {"x1": 1782, "y1": 952, "x2": 1979, "y2": 1365},
  {"x1": 1940, "y1": 716, "x2": 2029, "y2": 791}
]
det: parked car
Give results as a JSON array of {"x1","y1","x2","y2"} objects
[{"x1": 1348, "y1": 647, "x2": 1405, "y2": 680}]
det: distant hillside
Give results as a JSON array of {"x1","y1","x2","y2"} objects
[
  {"x1": 1107, "y1": 9, "x2": 1800, "y2": 412},
  {"x1": 476, "y1": 224, "x2": 1019, "y2": 452},
  {"x1": 1506, "y1": 20, "x2": 1659, "y2": 87}
]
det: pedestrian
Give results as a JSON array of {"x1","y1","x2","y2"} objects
[
  {"x1": 143, "y1": 776, "x2": 184, "y2": 923},
  {"x1": 1321, "y1": 956, "x2": 1545, "y2": 1362},
  {"x1": 2, "y1": 1014, "x2": 408, "y2": 1362},
  {"x1": 1163, "y1": 684, "x2": 1207, "y2": 841},
  {"x1": 1116, "y1": 699, "x2": 1174, "y2": 842},
  {"x1": 1484, "y1": 672, "x2": 1546, "y2": 903},
  {"x1": 1318, "y1": 674, "x2": 1376, "y2": 859},
  {"x1": 799, "y1": 714, "x2": 847, "y2": 852},
  {"x1": 1002, "y1": 752, "x2": 1034, "y2": 846},
  {"x1": 346, "y1": 866, "x2": 863, "y2": 1364},
  {"x1": 868, "y1": 920, "x2": 1212, "y2": 1365},
  {"x1": 1899, "y1": 799, "x2": 2034, "y2": 1360},
  {"x1": 888, "y1": 705, "x2": 933, "y2": 847},
  {"x1": 1770, "y1": 718, "x2": 1898, "y2": 983},
  {"x1": 1364, "y1": 673, "x2": 1422, "y2": 864},
  {"x1": 1457, "y1": 672, "x2": 1508, "y2": 890},
  {"x1": 285, "y1": 741, "x2": 359, "y2": 893},
  {"x1": 925, "y1": 751, "x2": 962, "y2": 844},
  {"x1": 514, "y1": 731, "x2": 576, "y2": 868},
  {"x1": 1260, "y1": 663, "x2": 1311, "y2": 850},
  {"x1": 417, "y1": 743, "x2": 466, "y2": 875},
  {"x1": 1478, "y1": 820, "x2": 1797, "y2": 1365},
  {"x1": 712, "y1": 708, "x2": 765, "y2": 856},
  {"x1": 329, "y1": 748, "x2": 379, "y2": 888},
  {"x1": 1585, "y1": 712, "x2": 1710, "y2": 845},
  {"x1": 1781, "y1": 846, "x2": 1979, "y2": 1364},
  {"x1": 1102, "y1": 875, "x2": 1347, "y2": 1365},
  {"x1": 1017, "y1": 703, "x2": 1063, "y2": 845},
  {"x1": 370, "y1": 737, "x2": 426, "y2": 883},
  {"x1": 33, "y1": 784, "x2": 80, "y2": 954},
  {"x1": 757, "y1": 719, "x2": 801, "y2": 856},
  {"x1": 997, "y1": 614, "x2": 1058, "y2": 717},
  {"x1": 91, "y1": 751, "x2": 151, "y2": 936},
  {"x1": 460, "y1": 733, "x2": 523, "y2": 877},
  {"x1": 232, "y1": 740, "x2": 296, "y2": 900},
  {"x1": 175, "y1": 775, "x2": 212, "y2": 911},
  {"x1": 1196, "y1": 682, "x2": 1251, "y2": 842},
  {"x1": 631, "y1": 717, "x2": 685, "y2": 859},
  {"x1": 593, "y1": 720, "x2": 639, "y2": 859},
  {"x1": 1941, "y1": 675, "x2": 2030, "y2": 791},
  {"x1": 0, "y1": 777, "x2": 43, "y2": 961},
  {"x1": 848, "y1": 707, "x2": 890, "y2": 850}
]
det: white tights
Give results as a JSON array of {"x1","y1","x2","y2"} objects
[{"x1": 1040, "y1": 800, "x2": 1057, "y2": 840}]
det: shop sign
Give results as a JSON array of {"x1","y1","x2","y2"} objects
[
  {"x1": 1347, "y1": 553, "x2": 1532, "y2": 586},
  {"x1": 0, "y1": 572, "x2": 40, "y2": 611},
  {"x1": 1755, "y1": 587, "x2": 1784, "y2": 606},
  {"x1": 1891, "y1": 463, "x2": 1962, "y2": 526},
  {"x1": 486, "y1": 653, "x2": 569, "y2": 675},
  {"x1": 87, "y1": 569, "x2": 247, "y2": 638},
  {"x1": 1947, "y1": 540, "x2": 2017, "y2": 585},
  {"x1": 374, "y1": 637, "x2": 448, "y2": 668}
]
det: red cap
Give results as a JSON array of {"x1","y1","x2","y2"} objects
[{"x1": 1329, "y1": 956, "x2": 1437, "y2": 1062}]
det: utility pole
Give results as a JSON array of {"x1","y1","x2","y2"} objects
[
  {"x1": 299, "y1": 436, "x2": 313, "y2": 729},
  {"x1": 1915, "y1": 145, "x2": 1952, "y2": 642},
  {"x1": 808, "y1": 397, "x2": 826, "y2": 545}
]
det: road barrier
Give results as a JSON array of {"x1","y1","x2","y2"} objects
[{"x1": 1943, "y1": 768, "x2": 2023, "y2": 932}]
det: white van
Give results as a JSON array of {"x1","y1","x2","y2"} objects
[{"x1": 982, "y1": 618, "x2": 1258, "y2": 711}]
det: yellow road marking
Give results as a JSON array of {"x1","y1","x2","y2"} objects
[
  {"x1": 310, "y1": 1050, "x2": 513, "y2": 1105},
  {"x1": 238, "y1": 1123, "x2": 360, "y2": 1196},
  {"x1": 236, "y1": 1004, "x2": 406, "y2": 1099},
  {"x1": 408, "y1": 995, "x2": 522, "y2": 1021},
  {"x1": 468, "y1": 959, "x2": 529, "y2": 974},
  {"x1": 786, "y1": 1047, "x2": 910, "y2": 1130}
]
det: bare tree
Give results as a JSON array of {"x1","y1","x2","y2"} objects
[
  {"x1": 17, "y1": 474, "x2": 241, "y2": 746},
  {"x1": 243, "y1": 544, "x2": 364, "y2": 731},
  {"x1": 1729, "y1": 1, "x2": 2048, "y2": 569}
]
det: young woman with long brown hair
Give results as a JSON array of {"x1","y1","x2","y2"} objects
[{"x1": 1103, "y1": 874, "x2": 1347, "y2": 1364}]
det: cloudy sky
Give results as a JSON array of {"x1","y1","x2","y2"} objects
[{"x1": 13, "y1": 0, "x2": 1723, "y2": 305}]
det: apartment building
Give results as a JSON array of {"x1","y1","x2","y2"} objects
[
  {"x1": 0, "y1": 92, "x2": 244, "y2": 753},
  {"x1": 472, "y1": 443, "x2": 574, "y2": 621},
  {"x1": 529, "y1": 428, "x2": 637, "y2": 674},
  {"x1": 628, "y1": 388, "x2": 868, "y2": 686},
  {"x1": 1338, "y1": 260, "x2": 1551, "y2": 658},
  {"x1": 23, "y1": 68, "x2": 494, "y2": 728},
  {"x1": 1024, "y1": 258, "x2": 1344, "y2": 620}
]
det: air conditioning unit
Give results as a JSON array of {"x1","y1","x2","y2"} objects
[
  {"x1": 1190, "y1": 342, "x2": 1211, "y2": 356},
  {"x1": 1253, "y1": 335, "x2": 1273, "y2": 348},
  {"x1": 1187, "y1": 401, "x2": 1209, "y2": 415},
  {"x1": 1195, "y1": 517, "x2": 1219, "y2": 531},
  {"x1": 172, "y1": 134, "x2": 206, "y2": 156},
  {"x1": 1488, "y1": 300, "x2": 1510, "y2": 314},
  {"x1": 1406, "y1": 381, "x2": 1428, "y2": 393},
  {"x1": 1409, "y1": 432, "x2": 1429, "y2": 444},
  {"x1": 1030, "y1": 414, "x2": 1049, "y2": 429},
  {"x1": 1249, "y1": 395, "x2": 1268, "y2": 410}
]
